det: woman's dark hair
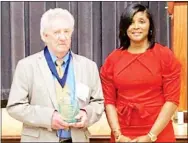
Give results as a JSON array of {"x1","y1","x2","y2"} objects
[{"x1": 119, "y1": 3, "x2": 155, "y2": 50}]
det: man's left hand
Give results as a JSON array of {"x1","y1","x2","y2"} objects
[{"x1": 69, "y1": 110, "x2": 88, "y2": 128}]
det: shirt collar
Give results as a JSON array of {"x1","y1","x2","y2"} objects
[{"x1": 48, "y1": 48, "x2": 70, "y2": 65}]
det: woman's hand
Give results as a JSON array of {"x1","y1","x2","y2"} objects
[{"x1": 130, "y1": 135, "x2": 151, "y2": 142}]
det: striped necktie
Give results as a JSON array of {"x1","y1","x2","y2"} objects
[{"x1": 55, "y1": 59, "x2": 64, "y2": 78}]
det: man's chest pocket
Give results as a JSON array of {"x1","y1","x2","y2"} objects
[{"x1": 75, "y1": 82, "x2": 90, "y2": 108}]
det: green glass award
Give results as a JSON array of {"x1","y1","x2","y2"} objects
[{"x1": 58, "y1": 89, "x2": 79, "y2": 123}]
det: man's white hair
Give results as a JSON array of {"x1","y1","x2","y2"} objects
[{"x1": 40, "y1": 8, "x2": 75, "y2": 41}]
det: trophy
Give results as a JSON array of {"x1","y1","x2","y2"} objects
[
  {"x1": 58, "y1": 95, "x2": 80, "y2": 123},
  {"x1": 56, "y1": 85, "x2": 80, "y2": 140}
]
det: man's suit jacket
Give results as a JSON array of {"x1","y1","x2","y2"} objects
[{"x1": 6, "y1": 50, "x2": 104, "y2": 142}]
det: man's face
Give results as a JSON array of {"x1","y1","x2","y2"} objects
[{"x1": 44, "y1": 18, "x2": 73, "y2": 56}]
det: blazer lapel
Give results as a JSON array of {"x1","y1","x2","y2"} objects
[
  {"x1": 70, "y1": 52, "x2": 90, "y2": 141},
  {"x1": 37, "y1": 51, "x2": 58, "y2": 110},
  {"x1": 71, "y1": 52, "x2": 80, "y2": 83}
]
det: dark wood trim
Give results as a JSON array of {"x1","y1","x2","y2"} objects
[{"x1": 1, "y1": 137, "x2": 188, "y2": 143}]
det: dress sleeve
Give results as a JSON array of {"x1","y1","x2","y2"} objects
[
  {"x1": 161, "y1": 47, "x2": 181, "y2": 105},
  {"x1": 100, "y1": 54, "x2": 116, "y2": 106}
]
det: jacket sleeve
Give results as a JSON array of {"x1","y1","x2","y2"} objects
[
  {"x1": 100, "y1": 54, "x2": 117, "y2": 106},
  {"x1": 6, "y1": 60, "x2": 54, "y2": 131},
  {"x1": 160, "y1": 47, "x2": 181, "y2": 105},
  {"x1": 82, "y1": 62, "x2": 104, "y2": 127}
]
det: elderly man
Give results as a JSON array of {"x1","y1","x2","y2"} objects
[{"x1": 7, "y1": 8, "x2": 104, "y2": 142}]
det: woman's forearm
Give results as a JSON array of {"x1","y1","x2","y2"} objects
[
  {"x1": 105, "y1": 104, "x2": 132, "y2": 142},
  {"x1": 149, "y1": 101, "x2": 178, "y2": 136},
  {"x1": 105, "y1": 104, "x2": 120, "y2": 132}
]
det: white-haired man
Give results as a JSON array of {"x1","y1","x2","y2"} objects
[{"x1": 7, "y1": 8, "x2": 104, "y2": 142}]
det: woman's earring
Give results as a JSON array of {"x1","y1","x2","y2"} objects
[{"x1": 150, "y1": 30, "x2": 152, "y2": 35}]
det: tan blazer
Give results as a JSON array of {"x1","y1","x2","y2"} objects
[{"x1": 6, "y1": 50, "x2": 104, "y2": 142}]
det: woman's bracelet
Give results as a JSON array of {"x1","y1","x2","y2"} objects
[{"x1": 112, "y1": 128, "x2": 122, "y2": 141}]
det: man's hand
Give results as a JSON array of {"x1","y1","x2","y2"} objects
[
  {"x1": 69, "y1": 110, "x2": 88, "y2": 128},
  {"x1": 51, "y1": 111, "x2": 69, "y2": 130},
  {"x1": 130, "y1": 135, "x2": 151, "y2": 142}
]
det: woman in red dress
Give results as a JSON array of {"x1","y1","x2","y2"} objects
[{"x1": 100, "y1": 3, "x2": 181, "y2": 142}]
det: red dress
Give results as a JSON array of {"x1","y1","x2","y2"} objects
[{"x1": 100, "y1": 43, "x2": 181, "y2": 142}]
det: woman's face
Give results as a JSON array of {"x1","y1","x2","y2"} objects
[{"x1": 127, "y1": 11, "x2": 150, "y2": 44}]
